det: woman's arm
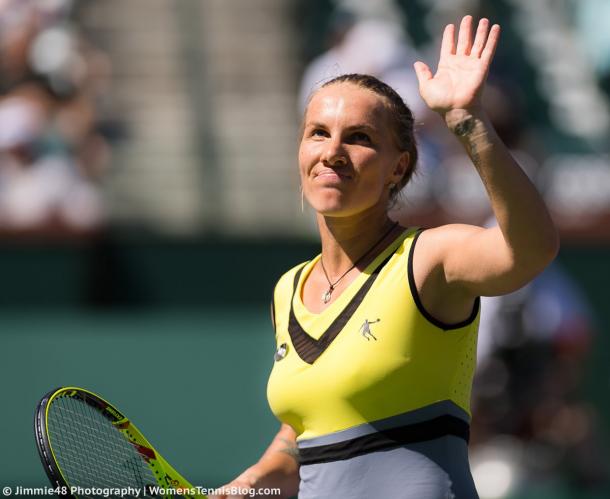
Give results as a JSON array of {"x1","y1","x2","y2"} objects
[
  {"x1": 413, "y1": 16, "x2": 559, "y2": 301},
  {"x1": 436, "y1": 107, "x2": 559, "y2": 296},
  {"x1": 210, "y1": 424, "x2": 299, "y2": 499}
]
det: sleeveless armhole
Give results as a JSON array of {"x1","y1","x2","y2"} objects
[
  {"x1": 407, "y1": 229, "x2": 480, "y2": 331},
  {"x1": 271, "y1": 261, "x2": 310, "y2": 339}
]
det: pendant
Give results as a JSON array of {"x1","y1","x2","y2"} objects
[{"x1": 322, "y1": 287, "x2": 333, "y2": 304}]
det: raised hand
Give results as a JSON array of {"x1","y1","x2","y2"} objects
[{"x1": 414, "y1": 16, "x2": 500, "y2": 114}]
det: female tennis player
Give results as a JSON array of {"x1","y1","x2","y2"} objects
[{"x1": 211, "y1": 15, "x2": 559, "y2": 499}]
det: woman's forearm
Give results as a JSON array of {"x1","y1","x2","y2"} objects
[
  {"x1": 245, "y1": 426, "x2": 300, "y2": 497},
  {"x1": 445, "y1": 107, "x2": 559, "y2": 267}
]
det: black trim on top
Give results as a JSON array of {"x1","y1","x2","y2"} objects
[
  {"x1": 298, "y1": 414, "x2": 470, "y2": 465},
  {"x1": 288, "y1": 251, "x2": 395, "y2": 365},
  {"x1": 407, "y1": 229, "x2": 480, "y2": 331}
]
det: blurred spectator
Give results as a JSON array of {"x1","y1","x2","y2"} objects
[
  {"x1": 472, "y1": 257, "x2": 609, "y2": 496},
  {"x1": 572, "y1": 0, "x2": 610, "y2": 96},
  {"x1": 0, "y1": 0, "x2": 114, "y2": 236},
  {"x1": 297, "y1": 8, "x2": 426, "y2": 119}
]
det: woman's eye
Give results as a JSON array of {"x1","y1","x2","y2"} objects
[
  {"x1": 311, "y1": 128, "x2": 328, "y2": 138},
  {"x1": 350, "y1": 132, "x2": 371, "y2": 143}
]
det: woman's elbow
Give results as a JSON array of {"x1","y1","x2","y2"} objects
[
  {"x1": 540, "y1": 225, "x2": 561, "y2": 267},
  {"x1": 517, "y1": 230, "x2": 560, "y2": 279}
]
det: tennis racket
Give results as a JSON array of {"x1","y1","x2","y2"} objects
[{"x1": 34, "y1": 386, "x2": 207, "y2": 498}]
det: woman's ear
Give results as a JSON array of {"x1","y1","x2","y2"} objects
[{"x1": 391, "y1": 151, "x2": 410, "y2": 184}]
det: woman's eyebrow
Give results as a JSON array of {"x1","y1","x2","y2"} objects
[
  {"x1": 304, "y1": 122, "x2": 377, "y2": 132},
  {"x1": 304, "y1": 121, "x2": 328, "y2": 129},
  {"x1": 344, "y1": 124, "x2": 377, "y2": 132}
]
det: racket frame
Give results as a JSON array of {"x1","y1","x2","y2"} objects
[{"x1": 34, "y1": 386, "x2": 206, "y2": 499}]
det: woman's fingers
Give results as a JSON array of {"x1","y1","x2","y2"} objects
[
  {"x1": 413, "y1": 61, "x2": 433, "y2": 85},
  {"x1": 444, "y1": 16, "x2": 500, "y2": 61},
  {"x1": 456, "y1": 15, "x2": 473, "y2": 55},
  {"x1": 440, "y1": 23, "x2": 456, "y2": 58},
  {"x1": 481, "y1": 24, "x2": 501, "y2": 65},
  {"x1": 471, "y1": 18, "x2": 490, "y2": 58}
]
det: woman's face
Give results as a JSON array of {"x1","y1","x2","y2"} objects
[{"x1": 299, "y1": 83, "x2": 408, "y2": 218}]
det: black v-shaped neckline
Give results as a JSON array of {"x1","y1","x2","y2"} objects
[{"x1": 287, "y1": 235, "x2": 403, "y2": 364}]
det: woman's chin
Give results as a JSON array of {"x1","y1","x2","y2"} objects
[
  {"x1": 312, "y1": 205, "x2": 345, "y2": 216},
  {"x1": 307, "y1": 200, "x2": 348, "y2": 216},
  {"x1": 308, "y1": 194, "x2": 384, "y2": 218},
  {"x1": 307, "y1": 194, "x2": 345, "y2": 214},
  {"x1": 311, "y1": 203, "x2": 371, "y2": 218}
]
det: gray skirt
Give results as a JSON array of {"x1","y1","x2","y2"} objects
[{"x1": 296, "y1": 401, "x2": 479, "y2": 499}]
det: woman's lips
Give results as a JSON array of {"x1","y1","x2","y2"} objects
[{"x1": 314, "y1": 170, "x2": 351, "y2": 183}]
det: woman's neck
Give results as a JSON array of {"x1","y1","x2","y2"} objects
[{"x1": 316, "y1": 210, "x2": 397, "y2": 277}]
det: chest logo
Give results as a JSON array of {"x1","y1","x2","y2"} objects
[
  {"x1": 274, "y1": 342, "x2": 288, "y2": 361},
  {"x1": 359, "y1": 318, "x2": 380, "y2": 341}
]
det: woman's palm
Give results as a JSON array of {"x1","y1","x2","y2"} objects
[{"x1": 415, "y1": 16, "x2": 500, "y2": 114}]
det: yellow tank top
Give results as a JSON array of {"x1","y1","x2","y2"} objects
[{"x1": 267, "y1": 228, "x2": 480, "y2": 441}]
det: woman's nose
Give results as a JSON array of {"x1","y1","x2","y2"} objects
[{"x1": 321, "y1": 137, "x2": 347, "y2": 166}]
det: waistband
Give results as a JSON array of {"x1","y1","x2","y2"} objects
[{"x1": 297, "y1": 401, "x2": 470, "y2": 466}]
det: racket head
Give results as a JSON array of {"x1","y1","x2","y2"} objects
[{"x1": 34, "y1": 386, "x2": 205, "y2": 499}]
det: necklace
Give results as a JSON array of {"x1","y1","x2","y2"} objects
[{"x1": 319, "y1": 221, "x2": 399, "y2": 304}]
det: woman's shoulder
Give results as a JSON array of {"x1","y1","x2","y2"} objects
[
  {"x1": 412, "y1": 223, "x2": 485, "y2": 263},
  {"x1": 273, "y1": 260, "x2": 310, "y2": 296}
]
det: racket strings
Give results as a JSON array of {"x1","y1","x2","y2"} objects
[
  {"x1": 61, "y1": 397, "x2": 153, "y2": 492},
  {"x1": 47, "y1": 396, "x2": 160, "y2": 498},
  {"x1": 51, "y1": 398, "x2": 147, "y2": 495},
  {"x1": 53, "y1": 396, "x2": 157, "y2": 496},
  {"x1": 52, "y1": 398, "x2": 135, "y2": 488},
  {"x1": 50, "y1": 404, "x2": 129, "y2": 450}
]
